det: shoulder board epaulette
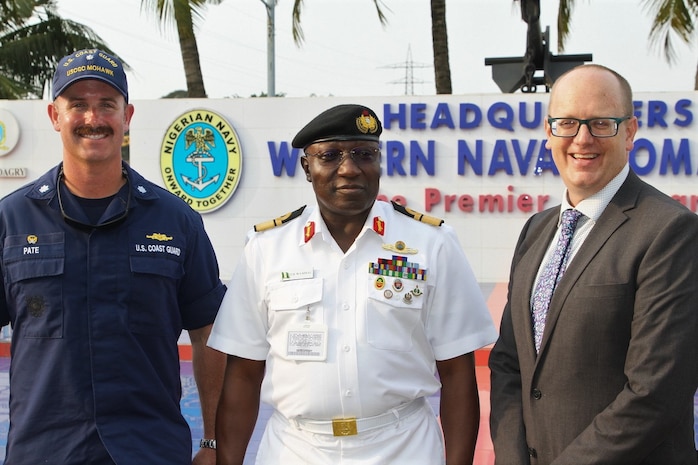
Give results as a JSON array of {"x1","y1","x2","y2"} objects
[
  {"x1": 391, "y1": 201, "x2": 443, "y2": 227},
  {"x1": 254, "y1": 205, "x2": 307, "y2": 232}
]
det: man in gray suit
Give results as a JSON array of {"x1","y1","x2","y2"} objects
[{"x1": 489, "y1": 64, "x2": 698, "y2": 464}]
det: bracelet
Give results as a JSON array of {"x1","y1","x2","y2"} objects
[{"x1": 200, "y1": 438, "x2": 217, "y2": 450}]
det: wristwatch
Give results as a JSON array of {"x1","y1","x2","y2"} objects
[{"x1": 200, "y1": 438, "x2": 217, "y2": 450}]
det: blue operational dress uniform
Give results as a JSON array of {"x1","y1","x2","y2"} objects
[{"x1": 0, "y1": 162, "x2": 226, "y2": 464}]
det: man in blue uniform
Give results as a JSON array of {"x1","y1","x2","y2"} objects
[{"x1": 0, "y1": 49, "x2": 226, "y2": 464}]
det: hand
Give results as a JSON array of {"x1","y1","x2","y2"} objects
[{"x1": 192, "y1": 446, "x2": 217, "y2": 465}]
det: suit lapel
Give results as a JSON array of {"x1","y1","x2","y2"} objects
[
  {"x1": 512, "y1": 209, "x2": 559, "y2": 363},
  {"x1": 536, "y1": 171, "x2": 642, "y2": 357}
]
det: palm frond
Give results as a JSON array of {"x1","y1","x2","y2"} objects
[
  {"x1": 292, "y1": 0, "x2": 305, "y2": 45},
  {"x1": 557, "y1": 0, "x2": 575, "y2": 51},
  {"x1": 0, "y1": 0, "x2": 51, "y2": 31},
  {"x1": 292, "y1": 0, "x2": 389, "y2": 46},
  {"x1": 0, "y1": 9, "x2": 120, "y2": 99},
  {"x1": 141, "y1": 0, "x2": 224, "y2": 37},
  {"x1": 642, "y1": 0, "x2": 695, "y2": 64}
]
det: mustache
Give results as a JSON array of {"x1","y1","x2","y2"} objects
[{"x1": 75, "y1": 125, "x2": 114, "y2": 137}]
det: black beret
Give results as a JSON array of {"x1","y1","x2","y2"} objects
[{"x1": 292, "y1": 104, "x2": 383, "y2": 149}]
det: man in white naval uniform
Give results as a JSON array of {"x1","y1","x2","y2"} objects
[{"x1": 209, "y1": 104, "x2": 497, "y2": 465}]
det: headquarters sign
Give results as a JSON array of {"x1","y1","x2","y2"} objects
[
  {"x1": 263, "y1": 96, "x2": 697, "y2": 215},
  {"x1": 160, "y1": 109, "x2": 242, "y2": 213}
]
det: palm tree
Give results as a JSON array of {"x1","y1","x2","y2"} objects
[
  {"x1": 141, "y1": 0, "x2": 224, "y2": 98},
  {"x1": 430, "y1": 0, "x2": 451, "y2": 94},
  {"x1": 553, "y1": 0, "x2": 698, "y2": 90},
  {"x1": 291, "y1": 0, "x2": 453, "y2": 94},
  {"x1": 0, "y1": 0, "x2": 116, "y2": 99}
]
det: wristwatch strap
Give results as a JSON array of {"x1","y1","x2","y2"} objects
[{"x1": 200, "y1": 438, "x2": 216, "y2": 450}]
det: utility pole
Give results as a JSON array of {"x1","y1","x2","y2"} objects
[{"x1": 260, "y1": 0, "x2": 276, "y2": 97}]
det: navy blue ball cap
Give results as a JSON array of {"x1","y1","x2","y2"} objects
[
  {"x1": 52, "y1": 49, "x2": 128, "y2": 102},
  {"x1": 292, "y1": 104, "x2": 382, "y2": 149}
]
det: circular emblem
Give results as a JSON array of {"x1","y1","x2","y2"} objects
[
  {"x1": 26, "y1": 296, "x2": 46, "y2": 317},
  {"x1": 159, "y1": 109, "x2": 242, "y2": 213},
  {"x1": 0, "y1": 109, "x2": 20, "y2": 157},
  {"x1": 395, "y1": 241, "x2": 405, "y2": 251},
  {"x1": 383, "y1": 289, "x2": 393, "y2": 299},
  {"x1": 355, "y1": 110, "x2": 378, "y2": 134},
  {"x1": 392, "y1": 278, "x2": 404, "y2": 292},
  {"x1": 374, "y1": 276, "x2": 385, "y2": 290}
]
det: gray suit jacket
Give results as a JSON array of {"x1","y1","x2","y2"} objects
[{"x1": 490, "y1": 171, "x2": 698, "y2": 465}]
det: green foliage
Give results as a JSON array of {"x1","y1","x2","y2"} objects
[{"x1": 0, "y1": 0, "x2": 119, "y2": 99}]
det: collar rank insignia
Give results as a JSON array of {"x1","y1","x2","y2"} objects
[
  {"x1": 304, "y1": 221, "x2": 315, "y2": 243},
  {"x1": 391, "y1": 201, "x2": 443, "y2": 226},
  {"x1": 373, "y1": 217, "x2": 385, "y2": 236}
]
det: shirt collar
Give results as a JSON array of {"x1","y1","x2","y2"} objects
[
  {"x1": 559, "y1": 164, "x2": 629, "y2": 224},
  {"x1": 26, "y1": 162, "x2": 159, "y2": 203},
  {"x1": 301, "y1": 201, "x2": 387, "y2": 247}
]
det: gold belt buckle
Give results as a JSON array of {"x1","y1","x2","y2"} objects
[{"x1": 332, "y1": 417, "x2": 358, "y2": 436}]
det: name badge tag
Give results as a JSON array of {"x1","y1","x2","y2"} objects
[{"x1": 286, "y1": 323, "x2": 328, "y2": 361}]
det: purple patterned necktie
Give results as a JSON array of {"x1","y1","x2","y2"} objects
[{"x1": 531, "y1": 209, "x2": 583, "y2": 352}]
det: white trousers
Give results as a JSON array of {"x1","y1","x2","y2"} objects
[{"x1": 255, "y1": 399, "x2": 445, "y2": 465}]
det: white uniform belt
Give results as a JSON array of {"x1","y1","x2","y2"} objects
[{"x1": 291, "y1": 397, "x2": 426, "y2": 436}]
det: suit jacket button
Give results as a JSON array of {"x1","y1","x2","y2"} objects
[
  {"x1": 528, "y1": 447, "x2": 537, "y2": 458},
  {"x1": 532, "y1": 388, "x2": 542, "y2": 400}
]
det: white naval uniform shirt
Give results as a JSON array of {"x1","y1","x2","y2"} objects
[{"x1": 209, "y1": 200, "x2": 497, "y2": 421}]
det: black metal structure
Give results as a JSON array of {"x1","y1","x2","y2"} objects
[{"x1": 484, "y1": 0, "x2": 592, "y2": 93}]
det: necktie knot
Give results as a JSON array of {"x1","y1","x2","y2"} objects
[{"x1": 560, "y1": 209, "x2": 583, "y2": 236}]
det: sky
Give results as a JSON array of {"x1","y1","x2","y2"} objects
[{"x1": 53, "y1": 0, "x2": 698, "y2": 100}]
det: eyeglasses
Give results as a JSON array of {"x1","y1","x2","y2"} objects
[
  {"x1": 303, "y1": 146, "x2": 380, "y2": 166},
  {"x1": 57, "y1": 168, "x2": 131, "y2": 229},
  {"x1": 547, "y1": 116, "x2": 631, "y2": 138}
]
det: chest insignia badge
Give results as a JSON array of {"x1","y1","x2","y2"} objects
[
  {"x1": 374, "y1": 276, "x2": 386, "y2": 290},
  {"x1": 382, "y1": 240, "x2": 417, "y2": 254}
]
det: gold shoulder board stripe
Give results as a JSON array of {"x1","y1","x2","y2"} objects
[
  {"x1": 391, "y1": 201, "x2": 443, "y2": 227},
  {"x1": 254, "y1": 205, "x2": 307, "y2": 232}
]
